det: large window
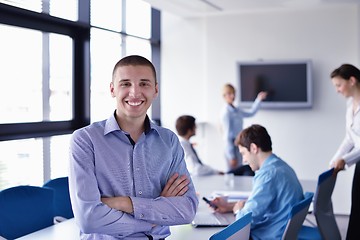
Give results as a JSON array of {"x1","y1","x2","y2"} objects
[
  {"x1": 0, "y1": 25, "x2": 73, "y2": 124},
  {"x1": 0, "y1": 0, "x2": 160, "y2": 190}
]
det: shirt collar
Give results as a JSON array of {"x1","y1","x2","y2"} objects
[
  {"x1": 104, "y1": 110, "x2": 153, "y2": 135},
  {"x1": 260, "y1": 153, "x2": 277, "y2": 168}
]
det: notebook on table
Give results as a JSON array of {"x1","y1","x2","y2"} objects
[
  {"x1": 210, "y1": 190, "x2": 252, "y2": 202},
  {"x1": 191, "y1": 212, "x2": 235, "y2": 227}
]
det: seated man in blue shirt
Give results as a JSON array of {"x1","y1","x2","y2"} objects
[
  {"x1": 209, "y1": 124, "x2": 303, "y2": 240},
  {"x1": 69, "y1": 55, "x2": 198, "y2": 240}
]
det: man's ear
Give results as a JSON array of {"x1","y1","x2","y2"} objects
[
  {"x1": 110, "y1": 81, "x2": 115, "y2": 98},
  {"x1": 249, "y1": 143, "x2": 258, "y2": 153},
  {"x1": 350, "y1": 76, "x2": 357, "y2": 86}
]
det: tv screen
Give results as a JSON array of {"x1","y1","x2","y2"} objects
[{"x1": 238, "y1": 60, "x2": 312, "y2": 109}]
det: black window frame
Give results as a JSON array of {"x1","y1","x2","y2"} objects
[
  {"x1": 0, "y1": 2, "x2": 161, "y2": 141},
  {"x1": 0, "y1": 2, "x2": 91, "y2": 141}
]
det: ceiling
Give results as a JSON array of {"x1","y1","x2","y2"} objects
[{"x1": 143, "y1": 0, "x2": 360, "y2": 18}]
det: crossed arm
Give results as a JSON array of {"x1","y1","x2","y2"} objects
[{"x1": 101, "y1": 173, "x2": 190, "y2": 213}]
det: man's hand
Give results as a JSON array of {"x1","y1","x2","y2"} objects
[
  {"x1": 211, "y1": 197, "x2": 235, "y2": 213},
  {"x1": 161, "y1": 173, "x2": 190, "y2": 197},
  {"x1": 233, "y1": 200, "x2": 246, "y2": 215}
]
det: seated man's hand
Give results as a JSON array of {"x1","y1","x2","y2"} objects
[
  {"x1": 212, "y1": 197, "x2": 235, "y2": 214},
  {"x1": 233, "y1": 200, "x2": 246, "y2": 215},
  {"x1": 161, "y1": 173, "x2": 190, "y2": 197}
]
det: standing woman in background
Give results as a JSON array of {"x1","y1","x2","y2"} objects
[
  {"x1": 221, "y1": 83, "x2": 267, "y2": 175},
  {"x1": 330, "y1": 64, "x2": 360, "y2": 240}
]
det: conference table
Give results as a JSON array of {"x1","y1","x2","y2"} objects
[{"x1": 17, "y1": 175, "x2": 316, "y2": 240}]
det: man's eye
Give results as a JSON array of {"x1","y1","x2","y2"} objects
[
  {"x1": 140, "y1": 82, "x2": 150, "y2": 87},
  {"x1": 120, "y1": 83, "x2": 131, "y2": 87}
]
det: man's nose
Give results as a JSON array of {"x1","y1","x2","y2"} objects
[{"x1": 129, "y1": 85, "x2": 140, "y2": 97}]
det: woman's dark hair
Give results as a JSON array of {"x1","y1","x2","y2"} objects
[
  {"x1": 175, "y1": 115, "x2": 196, "y2": 136},
  {"x1": 330, "y1": 64, "x2": 360, "y2": 83},
  {"x1": 235, "y1": 124, "x2": 272, "y2": 152}
]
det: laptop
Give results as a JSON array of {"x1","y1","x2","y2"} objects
[{"x1": 191, "y1": 211, "x2": 235, "y2": 227}]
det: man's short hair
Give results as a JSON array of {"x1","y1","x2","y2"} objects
[
  {"x1": 235, "y1": 124, "x2": 272, "y2": 152},
  {"x1": 175, "y1": 115, "x2": 196, "y2": 136},
  {"x1": 112, "y1": 55, "x2": 157, "y2": 84}
]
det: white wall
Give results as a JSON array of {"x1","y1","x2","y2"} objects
[{"x1": 160, "y1": 4, "x2": 360, "y2": 214}]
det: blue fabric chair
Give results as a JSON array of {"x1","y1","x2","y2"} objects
[
  {"x1": 43, "y1": 177, "x2": 74, "y2": 220},
  {"x1": 298, "y1": 168, "x2": 341, "y2": 240},
  {"x1": 209, "y1": 212, "x2": 252, "y2": 240},
  {"x1": 282, "y1": 192, "x2": 314, "y2": 240},
  {"x1": 0, "y1": 185, "x2": 54, "y2": 239}
]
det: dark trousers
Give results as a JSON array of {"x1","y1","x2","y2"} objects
[{"x1": 346, "y1": 162, "x2": 360, "y2": 240}]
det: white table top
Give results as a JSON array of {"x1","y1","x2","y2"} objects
[
  {"x1": 16, "y1": 175, "x2": 316, "y2": 240},
  {"x1": 16, "y1": 218, "x2": 79, "y2": 240}
]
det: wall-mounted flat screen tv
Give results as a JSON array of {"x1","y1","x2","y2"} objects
[{"x1": 238, "y1": 60, "x2": 312, "y2": 109}]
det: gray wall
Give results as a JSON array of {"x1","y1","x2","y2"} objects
[{"x1": 160, "y1": 4, "x2": 360, "y2": 214}]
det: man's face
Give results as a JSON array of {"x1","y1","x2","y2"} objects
[
  {"x1": 110, "y1": 65, "x2": 158, "y2": 120},
  {"x1": 239, "y1": 145, "x2": 259, "y2": 171}
]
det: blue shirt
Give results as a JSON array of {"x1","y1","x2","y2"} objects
[
  {"x1": 69, "y1": 113, "x2": 199, "y2": 240},
  {"x1": 236, "y1": 154, "x2": 303, "y2": 240},
  {"x1": 221, "y1": 98, "x2": 262, "y2": 168}
]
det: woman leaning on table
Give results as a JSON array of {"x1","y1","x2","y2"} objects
[{"x1": 330, "y1": 63, "x2": 360, "y2": 240}]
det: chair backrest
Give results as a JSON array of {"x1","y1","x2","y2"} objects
[
  {"x1": 282, "y1": 192, "x2": 314, "y2": 240},
  {"x1": 313, "y1": 168, "x2": 341, "y2": 240},
  {"x1": 209, "y1": 212, "x2": 252, "y2": 240},
  {"x1": 0, "y1": 185, "x2": 54, "y2": 239},
  {"x1": 43, "y1": 177, "x2": 74, "y2": 219}
]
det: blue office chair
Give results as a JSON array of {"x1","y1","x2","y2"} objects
[
  {"x1": 0, "y1": 185, "x2": 54, "y2": 239},
  {"x1": 298, "y1": 168, "x2": 341, "y2": 240},
  {"x1": 43, "y1": 177, "x2": 74, "y2": 220},
  {"x1": 282, "y1": 192, "x2": 314, "y2": 240},
  {"x1": 209, "y1": 212, "x2": 252, "y2": 240}
]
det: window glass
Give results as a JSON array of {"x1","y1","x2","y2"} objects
[
  {"x1": 90, "y1": 28, "x2": 122, "y2": 122},
  {"x1": 49, "y1": 33, "x2": 73, "y2": 121},
  {"x1": 0, "y1": 25, "x2": 73, "y2": 123},
  {"x1": 126, "y1": 0, "x2": 151, "y2": 39},
  {"x1": 0, "y1": 138, "x2": 43, "y2": 190},
  {"x1": 50, "y1": 134, "x2": 71, "y2": 178},
  {"x1": 125, "y1": 35, "x2": 151, "y2": 58},
  {"x1": 49, "y1": 0, "x2": 78, "y2": 21},
  {"x1": 0, "y1": 24, "x2": 43, "y2": 123},
  {"x1": 0, "y1": 135, "x2": 71, "y2": 190},
  {"x1": 90, "y1": 0, "x2": 122, "y2": 31},
  {"x1": 0, "y1": 0, "x2": 42, "y2": 12},
  {"x1": 0, "y1": 0, "x2": 78, "y2": 20}
]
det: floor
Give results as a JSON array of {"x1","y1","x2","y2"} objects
[{"x1": 304, "y1": 213, "x2": 349, "y2": 239}]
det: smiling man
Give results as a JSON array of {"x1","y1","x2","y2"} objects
[{"x1": 69, "y1": 55, "x2": 198, "y2": 240}]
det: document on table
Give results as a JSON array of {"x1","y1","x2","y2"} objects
[{"x1": 210, "y1": 190, "x2": 252, "y2": 202}]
